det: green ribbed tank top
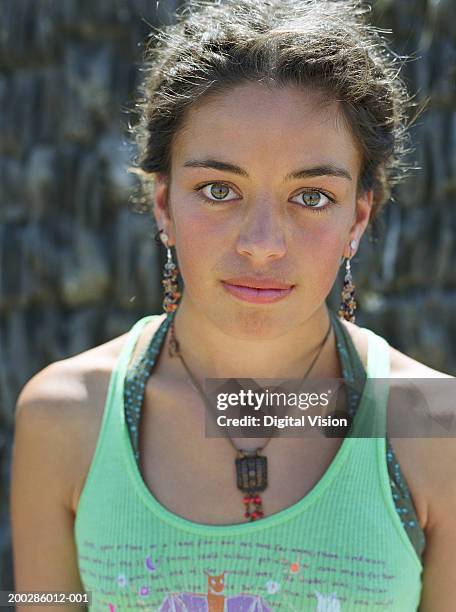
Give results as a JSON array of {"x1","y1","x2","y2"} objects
[{"x1": 74, "y1": 312, "x2": 424, "y2": 611}]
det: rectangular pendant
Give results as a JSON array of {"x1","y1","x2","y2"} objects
[{"x1": 235, "y1": 453, "x2": 268, "y2": 493}]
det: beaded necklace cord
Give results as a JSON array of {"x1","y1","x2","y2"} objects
[{"x1": 167, "y1": 315, "x2": 332, "y2": 521}]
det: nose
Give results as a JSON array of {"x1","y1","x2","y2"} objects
[{"x1": 236, "y1": 201, "x2": 286, "y2": 263}]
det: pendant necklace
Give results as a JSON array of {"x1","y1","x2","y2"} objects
[{"x1": 167, "y1": 317, "x2": 333, "y2": 521}]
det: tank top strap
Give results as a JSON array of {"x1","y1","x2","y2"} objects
[
  {"x1": 330, "y1": 311, "x2": 390, "y2": 437},
  {"x1": 74, "y1": 313, "x2": 159, "y2": 535},
  {"x1": 360, "y1": 327, "x2": 391, "y2": 438},
  {"x1": 329, "y1": 310, "x2": 366, "y2": 381},
  {"x1": 329, "y1": 310, "x2": 367, "y2": 423},
  {"x1": 101, "y1": 315, "x2": 158, "y2": 441},
  {"x1": 331, "y1": 313, "x2": 426, "y2": 560},
  {"x1": 124, "y1": 311, "x2": 176, "y2": 462},
  {"x1": 111, "y1": 315, "x2": 159, "y2": 393},
  {"x1": 329, "y1": 309, "x2": 391, "y2": 380},
  {"x1": 362, "y1": 327, "x2": 391, "y2": 379}
]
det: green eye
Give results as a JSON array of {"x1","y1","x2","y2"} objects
[
  {"x1": 292, "y1": 189, "x2": 337, "y2": 214},
  {"x1": 196, "y1": 182, "x2": 238, "y2": 202},
  {"x1": 302, "y1": 192, "x2": 322, "y2": 206},
  {"x1": 209, "y1": 183, "x2": 230, "y2": 199}
]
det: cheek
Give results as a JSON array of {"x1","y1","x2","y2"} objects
[
  {"x1": 293, "y1": 223, "x2": 347, "y2": 297},
  {"x1": 295, "y1": 221, "x2": 345, "y2": 266},
  {"x1": 172, "y1": 205, "x2": 223, "y2": 282}
]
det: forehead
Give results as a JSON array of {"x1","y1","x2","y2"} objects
[{"x1": 172, "y1": 82, "x2": 362, "y2": 173}]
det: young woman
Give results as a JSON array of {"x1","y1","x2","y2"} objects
[{"x1": 11, "y1": 0, "x2": 455, "y2": 610}]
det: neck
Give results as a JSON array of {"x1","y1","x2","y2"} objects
[{"x1": 169, "y1": 296, "x2": 342, "y2": 381}]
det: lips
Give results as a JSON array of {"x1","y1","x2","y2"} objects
[
  {"x1": 222, "y1": 277, "x2": 293, "y2": 290},
  {"x1": 221, "y1": 278, "x2": 295, "y2": 304}
]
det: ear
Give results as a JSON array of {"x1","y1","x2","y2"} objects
[
  {"x1": 345, "y1": 188, "x2": 374, "y2": 258},
  {"x1": 153, "y1": 173, "x2": 176, "y2": 245}
]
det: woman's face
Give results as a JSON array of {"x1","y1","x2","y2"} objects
[{"x1": 154, "y1": 82, "x2": 372, "y2": 339}]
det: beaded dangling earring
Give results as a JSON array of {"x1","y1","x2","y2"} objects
[
  {"x1": 155, "y1": 229, "x2": 181, "y2": 313},
  {"x1": 338, "y1": 239, "x2": 358, "y2": 322}
]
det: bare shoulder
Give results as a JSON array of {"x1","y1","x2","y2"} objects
[
  {"x1": 385, "y1": 333, "x2": 455, "y2": 532},
  {"x1": 15, "y1": 327, "x2": 131, "y2": 435},
  {"x1": 340, "y1": 317, "x2": 453, "y2": 378},
  {"x1": 14, "y1": 314, "x2": 166, "y2": 513},
  {"x1": 342, "y1": 318, "x2": 456, "y2": 534}
]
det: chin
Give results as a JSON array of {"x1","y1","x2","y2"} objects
[{"x1": 216, "y1": 307, "x2": 299, "y2": 341}]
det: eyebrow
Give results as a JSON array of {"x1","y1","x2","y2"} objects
[{"x1": 182, "y1": 158, "x2": 352, "y2": 182}]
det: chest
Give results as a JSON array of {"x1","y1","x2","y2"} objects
[
  {"x1": 73, "y1": 336, "x2": 428, "y2": 534},
  {"x1": 137, "y1": 376, "x2": 346, "y2": 524}
]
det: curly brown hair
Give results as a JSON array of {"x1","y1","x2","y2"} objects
[{"x1": 129, "y1": 0, "x2": 425, "y2": 226}]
